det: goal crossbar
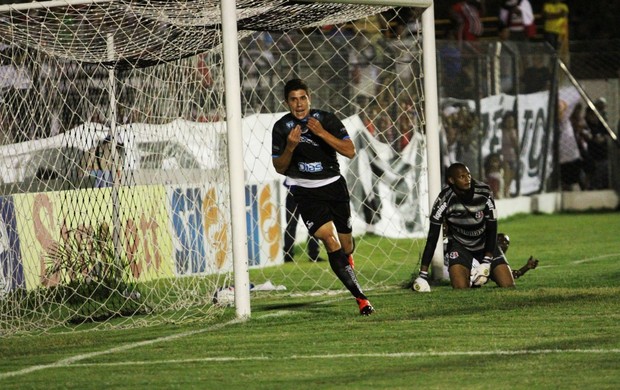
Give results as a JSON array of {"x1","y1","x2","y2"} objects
[
  {"x1": 297, "y1": 0, "x2": 432, "y2": 8},
  {"x1": 0, "y1": 0, "x2": 432, "y2": 13},
  {"x1": 0, "y1": 0, "x2": 112, "y2": 12}
]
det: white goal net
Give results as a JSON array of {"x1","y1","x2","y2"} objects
[{"x1": 0, "y1": 0, "x2": 432, "y2": 335}]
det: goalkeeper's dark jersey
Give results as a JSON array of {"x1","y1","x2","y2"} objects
[
  {"x1": 429, "y1": 179, "x2": 497, "y2": 252},
  {"x1": 271, "y1": 109, "x2": 350, "y2": 180}
]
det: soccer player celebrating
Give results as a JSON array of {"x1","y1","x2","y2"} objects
[
  {"x1": 271, "y1": 78, "x2": 374, "y2": 315},
  {"x1": 414, "y1": 162, "x2": 515, "y2": 290}
]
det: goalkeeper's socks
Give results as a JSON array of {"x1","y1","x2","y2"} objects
[{"x1": 328, "y1": 249, "x2": 366, "y2": 300}]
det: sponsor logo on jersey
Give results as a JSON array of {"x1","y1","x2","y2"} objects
[
  {"x1": 298, "y1": 161, "x2": 323, "y2": 173},
  {"x1": 299, "y1": 136, "x2": 318, "y2": 146},
  {"x1": 452, "y1": 225, "x2": 485, "y2": 237},
  {"x1": 433, "y1": 201, "x2": 448, "y2": 220}
]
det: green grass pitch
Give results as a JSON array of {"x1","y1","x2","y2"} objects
[{"x1": 1, "y1": 212, "x2": 619, "y2": 389}]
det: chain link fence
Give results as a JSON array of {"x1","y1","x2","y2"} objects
[{"x1": 436, "y1": 37, "x2": 620, "y2": 198}]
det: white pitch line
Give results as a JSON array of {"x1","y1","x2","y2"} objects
[
  {"x1": 29, "y1": 348, "x2": 620, "y2": 369},
  {"x1": 571, "y1": 253, "x2": 620, "y2": 264},
  {"x1": 532, "y1": 252, "x2": 620, "y2": 268},
  {"x1": 0, "y1": 312, "x2": 294, "y2": 380}
]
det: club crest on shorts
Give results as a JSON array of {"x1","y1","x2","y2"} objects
[{"x1": 448, "y1": 251, "x2": 459, "y2": 259}]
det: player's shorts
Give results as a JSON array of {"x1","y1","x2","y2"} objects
[
  {"x1": 444, "y1": 240, "x2": 507, "y2": 271},
  {"x1": 292, "y1": 176, "x2": 352, "y2": 236}
]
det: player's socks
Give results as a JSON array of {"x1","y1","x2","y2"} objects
[
  {"x1": 328, "y1": 249, "x2": 366, "y2": 300},
  {"x1": 347, "y1": 254, "x2": 355, "y2": 269}
]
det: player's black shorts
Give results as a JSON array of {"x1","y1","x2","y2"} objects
[
  {"x1": 444, "y1": 240, "x2": 507, "y2": 271},
  {"x1": 291, "y1": 176, "x2": 352, "y2": 235}
]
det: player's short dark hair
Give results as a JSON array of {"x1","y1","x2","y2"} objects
[
  {"x1": 284, "y1": 78, "x2": 309, "y2": 100},
  {"x1": 446, "y1": 162, "x2": 468, "y2": 182}
]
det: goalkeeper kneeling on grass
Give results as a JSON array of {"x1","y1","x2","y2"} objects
[
  {"x1": 413, "y1": 162, "x2": 515, "y2": 291},
  {"x1": 434, "y1": 233, "x2": 540, "y2": 286}
]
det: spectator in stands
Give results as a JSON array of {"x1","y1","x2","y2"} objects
[
  {"x1": 543, "y1": 0, "x2": 569, "y2": 51},
  {"x1": 397, "y1": 97, "x2": 417, "y2": 151},
  {"x1": 584, "y1": 98, "x2": 611, "y2": 189},
  {"x1": 283, "y1": 180, "x2": 322, "y2": 263},
  {"x1": 440, "y1": 104, "x2": 479, "y2": 179},
  {"x1": 570, "y1": 102, "x2": 593, "y2": 190},
  {"x1": 85, "y1": 135, "x2": 125, "y2": 188},
  {"x1": 557, "y1": 90, "x2": 584, "y2": 191},
  {"x1": 484, "y1": 152, "x2": 504, "y2": 199},
  {"x1": 521, "y1": 53, "x2": 552, "y2": 93},
  {"x1": 500, "y1": 111, "x2": 519, "y2": 197},
  {"x1": 498, "y1": 0, "x2": 536, "y2": 41},
  {"x1": 439, "y1": 27, "x2": 470, "y2": 99},
  {"x1": 374, "y1": 108, "x2": 399, "y2": 152},
  {"x1": 449, "y1": 0, "x2": 484, "y2": 42},
  {"x1": 348, "y1": 17, "x2": 384, "y2": 112},
  {"x1": 240, "y1": 32, "x2": 276, "y2": 114},
  {"x1": 440, "y1": 106, "x2": 460, "y2": 172}
]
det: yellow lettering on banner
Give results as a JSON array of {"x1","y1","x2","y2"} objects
[
  {"x1": 203, "y1": 187, "x2": 229, "y2": 269},
  {"x1": 141, "y1": 214, "x2": 162, "y2": 271},
  {"x1": 16, "y1": 185, "x2": 175, "y2": 290},
  {"x1": 258, "y1": 183, "x2": 281, "y2": 262},
  {"x1": 32, "y1": 193, "x2": 58, "y2": 287},
  {"x1": 124, "y1": 218, "x2": 141, "y2": 278}
]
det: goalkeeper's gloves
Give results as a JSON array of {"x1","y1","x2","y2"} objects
[
  {"x1": 471, "y1": 256, "x2": 492, "y2": 287},
  {"x1": 412, "y1": 271, "x2": 431, "y2": 292}
]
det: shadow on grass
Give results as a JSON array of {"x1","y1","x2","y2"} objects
[
  {"x1": 257, "y1": 301, "x2": 321, "y2": 311},
  {"x1": 404, "y1": 286, "x2": 620, "y2": 319}
]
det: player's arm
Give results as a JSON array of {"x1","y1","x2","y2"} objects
[
  {"x1": 483, "y1": 196, "x2": 498, "y2": 261},
  {"x1": 412, "y1": 221, "x2": 441, "y2": 291},
  {"x1": 306, "y1": 117, "x2": 355, "y2": 159},
  {"x1": 272, "y1": 125, "x2": 301, "y2": 175},
  {"x1": 512, "y1": 256, "x2": 539, "y2": 279},
  {"x1": 419, "y1": 222, "x2": 441, "y2": 273},
  {"x1": 483, "y1": 218, "x2": 497, "y2": 260}
]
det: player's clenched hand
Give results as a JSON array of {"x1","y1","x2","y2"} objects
[
  {"x1": 286, "y1": 125, "x2": 302, "y2": 151},
  {"x1": 526, "y1": 256, "x2": 539, "y2": 269},
  {"x1": 306, "y1": 117, "x2": 326, "y2": 137}
]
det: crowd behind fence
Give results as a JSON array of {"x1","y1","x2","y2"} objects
[{"x1": 1, "y1": 30, "x2": 618, "y2": 197}]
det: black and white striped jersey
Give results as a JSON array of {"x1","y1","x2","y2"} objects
[{"x1": 429, "y1": 179, "x2": 498, "y2": 252}]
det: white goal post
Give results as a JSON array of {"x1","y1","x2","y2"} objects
[{"x1": 218, "y1": 0, "x2": 441, "y2": 317}]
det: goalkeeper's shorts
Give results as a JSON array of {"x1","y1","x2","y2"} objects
[{"x1": 445, "y1": 240, "x2": 507, "y2": 271}]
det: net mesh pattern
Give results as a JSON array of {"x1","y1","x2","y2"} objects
[{"x1": 0, "y1": 1, "x2": 429, "y2": 335}]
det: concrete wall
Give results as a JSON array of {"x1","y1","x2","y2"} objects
[{"x1": 496, "y1": 190, "x2": 619, "y2": 219}]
